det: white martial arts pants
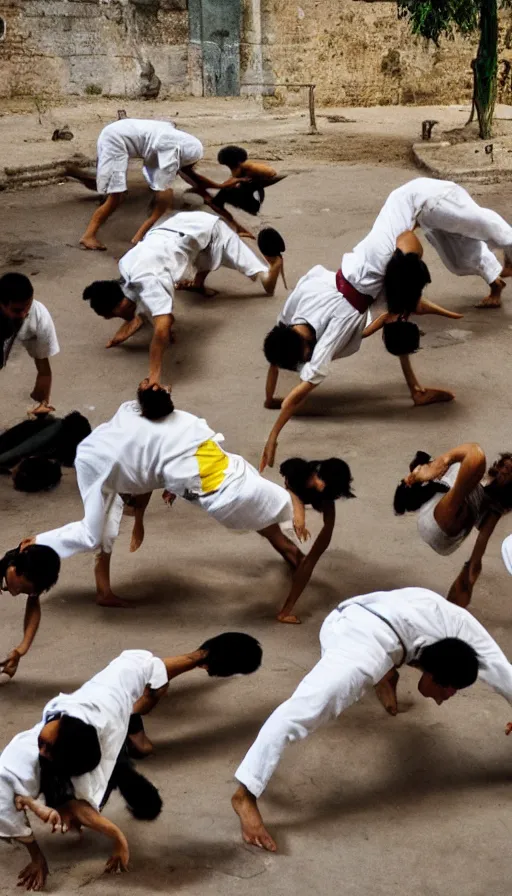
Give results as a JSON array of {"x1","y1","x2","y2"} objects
[
  {"x1": 195, "y1": 219, "x2": 268, "y2": 279},
  {"x1": 235, "y1": 604, "x2": 398, "y2": 798},
  {"x1": 420, "y1": 184, "x2": 512, "y2": 285}
]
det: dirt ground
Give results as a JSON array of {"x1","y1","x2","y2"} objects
[{"x1": 2, "y1": 99, "x2": 512, "y2": 895}]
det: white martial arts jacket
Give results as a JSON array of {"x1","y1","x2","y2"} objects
[
  {"x1": 119, "y1": 212, "x2": 219, "y2": 318},
  {"x1": 278, "y1": 265, "x2": 368, "y2": 385},
  {"x1": 35, "y1": 401, "x2": 230, "y2": 558},
  {"x1": 235, "y1": 588, "x2": 512, "y2": 798},
  {"x1": 0, "y1": 650, "x2": 167, "y2": 839},
  {"x1": 341, "y1": 177, "x2": 456, "y2": 299}
]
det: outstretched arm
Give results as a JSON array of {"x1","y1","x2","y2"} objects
[
  {"x1": 260, "y1": 381, "x2": 317, "y2": 472},
  {"x1": 447, "y1": 511, "x2": 501, "y2": 608},
  {"x1": 362, "y1": 312, "x2": 389, "y2": 338},
  {"x1": 64, "y1": 799, "x2": 129, "y2": 874},
  {"x1": 30, "y1": 359, "x2": 54, "y2": 416},
  {"x1": 264, "y1": 364, "x2": 281, "y2": 409},
  {"x1": 277, "y1": 502, "x2": 336, "y2": 623},
  {"x1": 0, "y1": 595, "x2": 41, "y2": 678},
  {"x1": 148, "y1": 314, "x2": 174, "y2": 386}
]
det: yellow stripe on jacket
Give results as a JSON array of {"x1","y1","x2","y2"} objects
[{"x1": 196, "y1": 440, "x2": 229, "y2": 493}]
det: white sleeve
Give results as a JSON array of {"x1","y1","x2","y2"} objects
[
  {"x1": 21, "y1": 303, "x2": 59, "y2": 360},
  {"x1": 0, "y1": 775, "x2": 33, "y2": 839},
  {"x1": 36, "y1": 487, "x2": 123, "y2": 559},
  {"x1": 459, "y1": 616, "x2": 512, "y2": 706},
  {"x1": 136, "y1": 277, "x2": 174, "y2": 318},
  {"x1": 299, "y1": 317, "x2": 347, "y2": 385},
  {"x1": 148, "y1": 657, "x2": 169, "y2": 690}
]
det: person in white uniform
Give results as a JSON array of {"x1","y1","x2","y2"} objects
[
  {"x1": 342, "y1": 176, "x2": 512, "y2": 311},
  {"x1": 231, "y1": 585, "x2": 512, "y2": 852},
  {"x1": 65, "y1": 119, "x2": 204, "y2": 251},
  {"x1": 1, "y1": 635, "x2": 262, "y2": 891},
  {"x1": 260, "y1": 262, "x2": 460, "y2": 471},
  {"x1": 82, "y1": 211, "x2": 282, "y2": 385},
  {"x1": 0, "y1": 273, "x2": 59, "y2": 416},
  {"x1": 21, "y1": 383, "x2": 353, "y2": 619},
  {"x1": 394, "y1": 444, "x2": 512, "y2": 608}
]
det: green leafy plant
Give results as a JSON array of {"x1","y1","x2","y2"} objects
[{"x1": 398, "y1": 1, "x2": 512, "y2": 139}]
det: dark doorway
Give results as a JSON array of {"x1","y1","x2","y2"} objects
[{"x1": 189, "y1": 0, "x2": 241, "y2": 96}]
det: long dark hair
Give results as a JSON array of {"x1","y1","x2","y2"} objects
[
  {"x1": 280, "y1": 457, "x2": 354, "y2": 511},
  {"x1": 393, "y1": 450, "x2": 449, "y2": 515}
]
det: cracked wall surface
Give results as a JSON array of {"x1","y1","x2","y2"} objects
[
  {"x1": 1, "y1": 0, "x2": 512, "y2": 105},
  {"x1": 0, "y1": 0, "x2": 189, "y2": 98}
]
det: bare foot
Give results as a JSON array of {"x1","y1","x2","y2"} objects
[
  {"x1": 413, "y1": 388, "x2": 454, "y2": 407},
  {"x1": 231, "y1": 786, "x2": 277, "y2": 852},
  {"x1": 128, "y1": 730, "x2": 154, "y2": 757},
  {"x1": 475, "y1": 296, "x2": 502, "y2": 309},
  {"x1": 277, "y1": 611, "x2": 301, "y2": 624},
  {"x1": 80, "y1": 235, "x2": 107, "y2": 251},
  {"x1": 475, "y1": 277, "x2": 505, "y2": 308},
  {"x1": 176, "y1": 280, "x2": 218, "y2": 297},
  {"x1": 96, "y1": 591, "x2": 133, "y2": 608},
  {"x1": 130, "y1": 521, "x2": 144, "y2": 553},
  {"x1": 374, "y1": 669, "x2": 399, "y2": 716}
]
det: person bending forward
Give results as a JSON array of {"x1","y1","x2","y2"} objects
[
  {"x1": 231, "y1": 586, "x2": 512, "y2": 851},
  {"x1": 260, "y1": 262, "x2": 460, "y2": 470},
  {"x1": 1, "y1": 635, "x2": 261, "y2": 890},
  {"x1": 65, "y1": 118, "x2": 203, "y2": 250},
  {"x1": 27, "y1": 384, "x2": 353, "y2": 618},
  {"x1": 83, "y1": 211, "x2": 282, "y2": 385}
]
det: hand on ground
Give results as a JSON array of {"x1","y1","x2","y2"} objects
[
  {"x1": 264, "y1": 398, "x2": 282, "y2": 410},
  {"x1": 0, "y1": 648, "x2": 21, "y2": 678},
  {"x1": 104, "y1": 843, "x2": 129, "y2": 874},
  {"x1": 17, "y1": 857, "x2": 48, "y2": 892}
]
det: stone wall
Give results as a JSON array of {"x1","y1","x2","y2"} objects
[
  {"x1": 0, "y1": 0, "x2": 189, "y2": 98},
  {"x1": 1, "y1": 0, "x2": 512, "y2": 106},
  {"x1": 257, "y1": 0, "x2": 481, "y2": 107}
]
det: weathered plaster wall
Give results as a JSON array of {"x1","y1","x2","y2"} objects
[
  {"x1": 0, "y1": 0, "x2": 189, "y2": 98},
  {"x1": 257, "y1": 0, "x2": 480, "y2": 106},
  {"x1": 1, "y1": 0, "x2": 512, "y2": 106}
]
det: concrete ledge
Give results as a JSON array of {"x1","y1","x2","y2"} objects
[
  {"x1": 0, "y1": 153, "x2": 94, "y2": 190},
  {"x1": 412, "y1": 136, "x2": 512, "y2": 183}
]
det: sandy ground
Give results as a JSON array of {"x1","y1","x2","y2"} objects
[{"x1": 2, "y1": 101, "x2": 512, "y2": 895}]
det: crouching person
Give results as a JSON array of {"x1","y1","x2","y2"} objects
[{"x1": 1, "y1": 634, "x2": 262, "y2": 889}]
